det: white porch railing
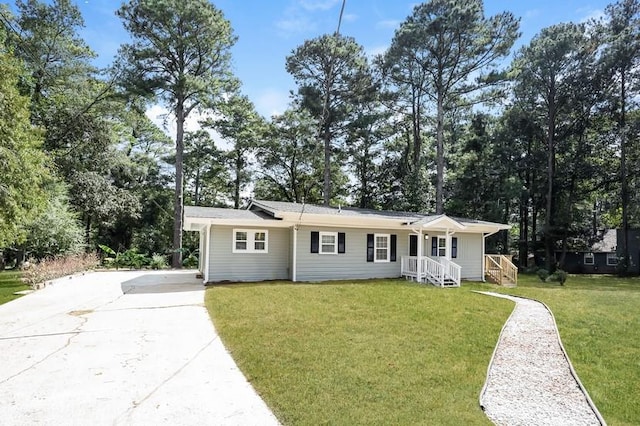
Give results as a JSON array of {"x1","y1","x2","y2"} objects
[{"x1": 401, "y1": 256, "x2": 461, "y2": 287}]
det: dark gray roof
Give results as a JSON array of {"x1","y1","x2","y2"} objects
[
  {"x1": 251, "y1": 199, "x2": 427, "y2": 220},
  {"x1": 184, "y1": 206, "x2": 277, "y2": 221},
  {"x1": 250, "y1": 200, "x2": 509, "y2": 228}
]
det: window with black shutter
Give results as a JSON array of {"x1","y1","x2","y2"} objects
[
  {"x1": 366, "y1": 234, "x2": 374, "y2": 262},
  {"x1": 310, "y1": 231, "x2": 319, "y2": 253}
]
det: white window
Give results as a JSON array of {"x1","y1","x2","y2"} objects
[
  {"x1": 438, "y1": 237, "x2": 447, "y2": 257},
  {"x1": 584, "y1": 253, "x2": 594, "y2": 265},
  {"x1": 375, "y1": 234, "x2": 390, "y2": 262},
  {"x1": 607, "y1": 253, "x2": 618, "y2": 266},
  {"x1": 233, "y1": 229, "x2": 268, "y2": 253},
  {"x1": 320, "y1": 232, "x2": 337, "y2": 254}
]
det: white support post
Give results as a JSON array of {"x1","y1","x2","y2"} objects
[
  {"x1": 203, "y1": 224, "x2": 211, "y2": 284},
  {"x1": 292, "y1": 225, "x2": 298, "y2": 282},
  {"x1": 417, "y1": 229, "x2": 422, "y2": 283}
]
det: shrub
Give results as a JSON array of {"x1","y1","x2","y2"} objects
[
  {"x1": 99, "y1": 245, "x2": 151, "y2": 269},
  {"x1": 21, "y1": 253, "x2": 99, "y2": 287},
  {"x1": 547, "y1": 269, "x2": 569, "y2": 285},
  {"x1": 536, "y1": 268, "x2": 549, "y2": 282},
  {"x1": 182, "y1": 249, "x2": 199, "y2": 269},
  {"x1": 150, "y1": 254, "x2": 168, "y2": 270}
]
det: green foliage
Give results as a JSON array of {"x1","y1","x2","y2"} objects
[
  {"x1": 536, "y1": 268, "x2": 549, "y2": 282},
  {"x1": 546, "y1": 269, "x2": 568, "y2": 285},
  {"x1": 99, "y1": 245, "x2": 152, "y2": 269},
  {"x1": 150, "y1": 254, "x2": 168, "y2": 270},
  {"x1": 20, "y1": 183, "x2": 84, "y2": 259},
  {"x1": 0, "y1": 49, "x2": 50, "y2": 247},
  {"x1": 118, "y1": 0, "x2": 237, "y2": 266},
  {"x1": 181, "y1": 248, "x2": 199, "y2": 269}
]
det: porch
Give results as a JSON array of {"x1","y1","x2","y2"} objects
[{"x1": 401, "y1": 256, "x2": 461, "y2": 287}]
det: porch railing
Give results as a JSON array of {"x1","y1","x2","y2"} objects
[
  {"x1": 401, "y1": 256, "x2": 461, "y2": 287},
  {"x1": 484, "y1": 254, "x2": 518, "y2": 286}
]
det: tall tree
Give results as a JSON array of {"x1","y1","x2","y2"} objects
[
  {"x1": 118, "y1": 0, "x2": 236, "y2": 267},
  {"x1": 600, "y1": 0, "x2": 640, "y2": 273},
  {"x1": 513, "y1": 22, "x2": 598, "y2": 271},
  {"x1": 12, "y1": 0, "x2": 95, "y2": 120},
  {"x1": 0, "y1": 47, "x2": 49, "y2": 247},
  {"x1": 206, "y1": 95, "x2": 264, "y2": 209},
  {"x1": 388, "y1": 0, "x2": 519, "y2": 213},
  {"x1": 254, "y1": 108, "x2": 324, "y2": 203},
  {"x1": 286, "y1": 34, "x2": 369, "y2": 205},
  {"x1": 183, "y1": 130, "x2": 228, "y2": 207}
]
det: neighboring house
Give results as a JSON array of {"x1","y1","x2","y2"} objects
[
  {"x1": 183, "y1": 200, "x2": 515, "y2": 287},
  {"x1": 558, "y1": 229, "x2": 640, "y2": 274}
]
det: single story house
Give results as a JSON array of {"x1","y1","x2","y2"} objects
[
  {"x1": 557, "y1": 229, "x2": 640, "y2": 274},
  {"x1": 183, "y1": 200, "x2": 515, "y2": 286}
]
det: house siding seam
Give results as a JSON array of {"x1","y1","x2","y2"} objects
[
  {"x1": 295, "y1": 226, "x2": 410, "y2": 282},
  {"x1": 207, "y1": 226, "x2": 289, "y2": 282}
]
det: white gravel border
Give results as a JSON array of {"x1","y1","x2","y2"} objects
[{"x1": 476, "y1": 291, "x2": 606, "y2": 426}]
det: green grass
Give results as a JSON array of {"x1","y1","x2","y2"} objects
[
  {"x1": 0, "y1": 270, "x2": 30, "y2": 305},
  {"x1": 475, "y1": 274, "x2": 640, "y2": 426},
  {"x1": 206, "y1": 279, "x2": 512, "y2": 425},
  {"x1": 207, "y1": 276, "x2": 640, "y2": 425}
]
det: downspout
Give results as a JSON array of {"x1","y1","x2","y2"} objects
[
  {"x1": 203, "y1": 224, "x2": 211, "y2": 284},
  {"x1": 482, "y1": 231, "x2": 499, "y2": 283},
  {"x1": 292, "y1": 225, "x2": 298, "y2": 282}
]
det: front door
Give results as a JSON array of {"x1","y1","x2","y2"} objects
[{"x1": 409, "y1": 234, "x2": 418, "y2": 257}]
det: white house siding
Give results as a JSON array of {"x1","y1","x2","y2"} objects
[
  {"x1": 454, "y1": 232, "x2": 483, "y2": 280},
  {"x1": 295, "y1": 226, "x2": 410, "y2": 282},
  {"x1": 207, "y1": 226, "x2": 289, "y2": 282}
]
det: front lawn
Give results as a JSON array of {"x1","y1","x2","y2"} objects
[
  {"x1": 206, "y1": 280, "x2": 512, "y2": 425},
  {"x1": 484, "y1": 274, "x2": 640, "y2": 426},
  {"x1": 0, "y1": 270, "x2": 30, "y2": 305}
]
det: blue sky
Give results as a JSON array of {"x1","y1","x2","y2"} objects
[{"x1": 8, "y1": 0, "x2": 611, "y2": 119}]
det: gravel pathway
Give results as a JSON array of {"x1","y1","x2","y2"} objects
[{"x1": 477, "y1": 292, "x2": 605, "y2": 426}]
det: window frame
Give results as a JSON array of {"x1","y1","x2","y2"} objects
[
  {"x1": 319, "y1": 231, "x2": 338, "y2": 255},
  {"x1": 606, "y1": 253, "x2": 618, "y2": 266},
  {"x1": 374, "y1": 233, "x2": 390, "y2": 263},
  {"x1": 232, "y1": 229, "x2": 269, "y2": 254},
  {"x1": 437, "y1": 237, "x2": 447, "y2": 257},
  {"x1": 584, "y1": 252, "x2": 594, "y2": 265}
]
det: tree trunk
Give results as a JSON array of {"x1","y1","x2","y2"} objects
[
  {"x1": 85, "y1": 216, "x2": 92, "y2": 252},
  {"x1": 323, "y1": 122, "x2": 331, "y2": 206},
  {"x1": 234, "y1": 155, "x2": 241, "y2": 209},
  {"x1": 620, "y1": 70, "x2": 629, "y2": 275},
  {"x1": 435, "y1": 93, "x2": 445, "y2": 214},
  {"x1": 172, "y1": 100, "x2": 185, "y2": 268},
  {"x1": 544, "y1": 95, "x2": 557, "y2": 272},
  {"x1": 194, "y1": 167, "x2": 201, "y2": 206}
]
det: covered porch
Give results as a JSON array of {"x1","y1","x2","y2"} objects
[{"x1": 400, "y1": 216, "x2": 466, "y2": 287}]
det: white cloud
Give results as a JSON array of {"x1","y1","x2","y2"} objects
[
  {"x1": 342, "y1": 13, "x2": 358, "y2": 23},
  {"x1": 300, "y1": 0, "x2": 340, "y2": 11},
  {"x1": 366, "y1": 45, "x2": 388, "y2": 59},
  {"x1": 578, "y1": 7, "x2": 604, "y2": 23},
  {"x1": 376, "y1": 19, "x2": 401, "y2": 30},
  {"x1": 255, "y1": 88, "x2": 291, "y2": 119},
  {"x1": 145, "y1": 105, "x2": 230, "y2": 150}
]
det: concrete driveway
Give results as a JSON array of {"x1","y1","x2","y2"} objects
[{"x1": 0, "y1": 270, "x2": 279, "y2": 426}]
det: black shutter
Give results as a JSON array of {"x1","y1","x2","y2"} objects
[
  {"x1": 452, "y1": 237, "x2": 458, "y2": 258},
  {"x1": 367, "y1": 234, "x2": 374, "y2": 262},
  {"x1": 338, "y1": 232, "x2": 346, "y2": 253},
  {"x1": 431, "y1": 236, "x2": 437, "y2": 256},
  {"x1": 409, "y1": 235, "x2": 418, "y2": 257},
  {"x1": 390, "y1": 235, "x2": 397, "y2": 262},
  {"x1": 311, "y1": 231, "x2": 319, "y2": 253}
]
